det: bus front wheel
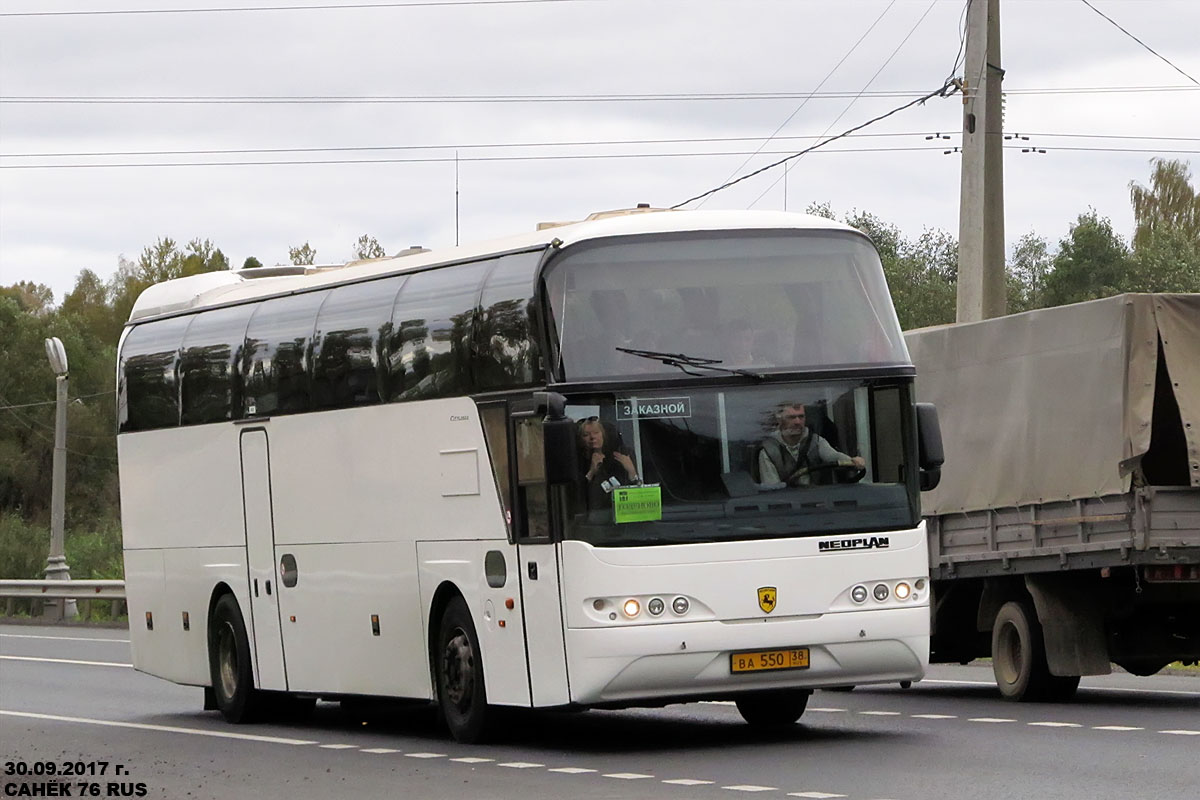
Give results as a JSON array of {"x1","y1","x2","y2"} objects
[
  {"x1": 735, "y1": 689, "x2": 810, "y2": 727},
  {"x1": 436, "y1": 597, "x2": 492, "y2": 743},
  {"x1": 208, "y1": 593, "x2": 263, "y2": 723}
]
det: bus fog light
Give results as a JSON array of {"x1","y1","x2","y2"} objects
[
  {"x1": 592, "y1": 598, "x2": 606, "y2": 611},
  {"x1": 915, "y1": 578, "x2": 926, "y2": 591},
  {"x1": 851, "y1": 585, "x2": 868, "y2": 604},
  {"x1": 623, "y1": 599, "x2": 641, "y2": 618},
  {"x1": 671, "y1": 596, "x2": 690, "y2": 615},
  {"x1": 894, "y1": 582, "x2": 912, "y2": 601},
  {"x1": 647, "y1": 597, "x2": 665, "y2": 616},
  {"x1": 872, "y1": 583, "x2": 889, "y2": 602}
]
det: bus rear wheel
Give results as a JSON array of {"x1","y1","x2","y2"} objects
[
  {"x1": 208, "y1": 593, "x2": 263, "y2": 723},
  {"x1": 735, "y1": 689, "x2": 811, "y2": 727},
  {"x1": 436, "y1": 597, "x2": 491, "y2": 743}
]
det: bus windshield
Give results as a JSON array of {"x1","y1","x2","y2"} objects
[
  {"x1": 561, "y1": 380, "x2": 919, "y2": 547},
  {"x1": 543, "y1": 230, "x2": 908, "y2": 381}
]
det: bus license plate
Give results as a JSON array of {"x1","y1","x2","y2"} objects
[{"x1": 730, "y1": 647, "x2": 810, "y2": 674}]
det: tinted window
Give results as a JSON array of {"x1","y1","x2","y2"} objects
[
  {"x1": 242, "y1": 290, "x2": 328, "y2": 416},
  {"x1": 312, "y1": 276, "x2": 404, "y2": 409},
  {"x1": 386, "y1": 263, "x2": 488, "y2": 401},
  {"x1": 179, "y1": 304, "x2": 255, "y2": 425},
  {"x1": 475, "y1": 253, "x2": 543, "y2": 391},
  {"x1": 119, "y1": 316, "x2": 190, "y2": 432}
]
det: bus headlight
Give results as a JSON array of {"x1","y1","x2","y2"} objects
[
  {"x1": 872, "y1": 583, "x2": 890, "y2": 602},
  {"x1": 894, "y1": 582, "x2": 912, "y2": 601},
  {"x1": 647, "y1": 597, "x2": 665, "y2": 616},
  {"x1": 671, "y1": 596, "x2": 690, "y2": 615},
  {"x1": 622, "y1": 598, "x2": 641, "y2": 618},
  {"x1": 851, "y1": 585, "x2": 868, "y2": 604}
]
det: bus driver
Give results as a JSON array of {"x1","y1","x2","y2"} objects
[{"x1": 758, "y1": 403, "x2": 865, "y2": 487}]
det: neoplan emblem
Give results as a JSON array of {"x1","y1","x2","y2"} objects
[{"x1": 758, "y1": 586, "x2": 777, "y2": 614}]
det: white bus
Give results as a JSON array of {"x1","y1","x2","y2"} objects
[{"x1": 117, "y1": 208, "x2": 943, "y2": 742}]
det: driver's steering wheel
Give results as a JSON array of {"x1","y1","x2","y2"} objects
[{"x1": 792, "y1": 462, "x2": 866, "y2": 485}]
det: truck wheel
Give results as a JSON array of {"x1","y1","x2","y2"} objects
[
  {"x1": 436, "y1": 596, "x2": 492, "y2": 743},
  {"x1": 991, "y1": 600, "x2": 1079, "y2": 702},
  {"x1": 735, "y1": 689, "x2": 810, "y2": 726},
  {"x1": 208, "y1": 593, "x2": 263, "y2": 723}
]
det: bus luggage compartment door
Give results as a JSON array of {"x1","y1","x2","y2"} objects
[{"x1": 239, "y1": 428, "x2": 288, "y2": 691}]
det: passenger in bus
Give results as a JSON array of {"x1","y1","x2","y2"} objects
[
  {"x1": 578, "y1": 417, "x2": 639, "y2": 507},
  {"x1": 757, "y1": 403, "x2": 864, "y2": 487}
]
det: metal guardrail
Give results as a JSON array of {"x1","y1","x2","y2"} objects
[
  {"x1": 0, "y1": 579, "x2": 125, "y2": 599},
  {"x1": 0, "y1": 579, "x2": 126, "y2": 621}
]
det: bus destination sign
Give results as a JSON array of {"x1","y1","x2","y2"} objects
[{"x1": 616, "y1": 397, "x2": 692, "y2": 421}]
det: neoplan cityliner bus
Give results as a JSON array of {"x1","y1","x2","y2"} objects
[{"x1": 116, "y1": 208, "x2": 944, "y2": 742}]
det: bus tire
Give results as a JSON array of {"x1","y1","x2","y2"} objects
[
  {"x1": 208, "y1": 593, "x2": 263, "y2": 723},
  {"x1": 735, "y1": 689, "x2": 810, "y2": 727},
  {"x1": 991, "y1": 600, "x2": 1079, "y2": 702},
  {"x1": 436, "y1": 596, "x2": 491, "y2": 743}
]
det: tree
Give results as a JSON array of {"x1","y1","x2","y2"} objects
[
  {"x1": 0, "y1": 281, "x2": 54, "y2": 315},
  {"x1": 289, "y1": 242, "x2": 317, "y2": 266},
  {"x1": 1041, "y1": 211, "x2": 1133, "y2": 307},
  {"x1": 1007, "y1": 232, "x2": 1053, "y2": 313},
  {"x1": 242, "y1": 256, "x2": 263, "y2": 270},
  {"x1": 1130, "y1": 159, "x2": 1200, "y2": 251},
  {"x1": 353, "y1": 235, "x2": 386, "y2": 261}
]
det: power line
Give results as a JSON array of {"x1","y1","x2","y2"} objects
[
  {"x1": 750, "y1": 0, "x2": 938, "y2": 209},
  {"x1": 699, "y1": 0, "x2": 899, "y2": 209},
  {"x1": 4, "y1": 130, "x2": 1197, "y2": 161},
  {"x1": 0, "y1": 0, "x2": 597, "y2": 18},
  {"x1": 1079, "y1": 0, "x2": 1199, "y2": 87},
  {"x1": 4, "y1": 141, "x2": 1196, "y2": 171},
  {"x1": 2, "y1": 86, "x2": 1196, "y2": 105},
  {"x1": 673, "y1": 80, "x2": 960, "y2": 209}
]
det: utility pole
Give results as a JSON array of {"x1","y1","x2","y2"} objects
[
  {"x1": 43, "y1": 337, "x2": 76, "y2": 620},
  {"x1": 957, "y1": 0, "x2": 1006, "y2": 322}
]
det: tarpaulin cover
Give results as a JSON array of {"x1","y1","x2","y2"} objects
[{"x1": 905, "y1": 294, "x2": 1200, "y2": 515}]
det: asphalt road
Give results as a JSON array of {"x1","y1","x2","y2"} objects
[{"x1": 2, "y1": 622, "x2": 1197, "y2": 800}]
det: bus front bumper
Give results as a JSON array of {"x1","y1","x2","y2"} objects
[{"x1": 564, "y1": 605, "x2": 929, "y2": 706}]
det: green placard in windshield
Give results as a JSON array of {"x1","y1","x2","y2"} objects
[{"x1": 613, "y1": 485, "x2": 662, "y2": 524}]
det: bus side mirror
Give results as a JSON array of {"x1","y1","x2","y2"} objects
[
  {"x1": 916, "y1": 402, "x2": 943, "y2": 492},
  {"x1": 537, "y1": 392, "x2": 578, "y2": 486}
]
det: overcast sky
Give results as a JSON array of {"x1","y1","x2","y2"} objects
[{"x1": 1, "y1": 0, "x2": 1197, "y2": 305}]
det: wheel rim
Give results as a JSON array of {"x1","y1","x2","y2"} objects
[
  {"x1": 216, "y1": 621, "x2": 239, "y2": 699},
  {"x1": 442, "y1": 627, "x2": 475, "y2": 710},
  {"x1": 996, "y1": 619, "x2": 1022, "y2": 685}
]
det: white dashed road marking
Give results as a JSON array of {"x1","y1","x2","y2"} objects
[
  {"x1": 405, "y1": 752, "x2": 447, "y2": 758},
  {"x1": 548, "y1": 767, "x2": 596, "y2": 774},
  {"x1": 723, "y1": 785, "x2": 777, "y2": 792},
  {"x1": 859, "y1": 711, "x2": 901, "y2": 716},
  {"x1": 0, "y1": 655, "x2": 130, "y2": 669},
  {"x1": 1028, "y1": 722, "x2": 1082, "y2": 728},
  {"x1": 969, "y1": 717, "x2": 1016, "y2": 723},
  {"x1": 318, "y1": 744, "x2": 358, "y2": 750},
  {"x1": 604, "y1": 772, "x2": 653, "y2": 779},
  {"x1": 361, "y1": 748, "x2": 401, "y2": 754},
  {"x1": 663, "y1": 779, "x2": 715, "y2": 786},
  {"x1": 910, "y1": 714, "x2": 956, "y2": 719},
  {"x1": 1093, "y1": 726, "x2": 1143, "y2": 731},
  {"x1": 0, "y1": 710, "x2": 316, "y2": 745},
  {"x1": 499, "y1": 761, "x2": 544, "y2": 768},
  {"x1": 451, "y1": 757, "x2": 495, "y2": 763},
  {"x1": 788, "y1": 792, "x2": 847, "y2": 799},
  {"x1": 1161, "y1": 730, "x2": 1200, "y2": 735}
]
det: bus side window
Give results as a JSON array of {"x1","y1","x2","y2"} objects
[
  {"x1": 119, "y1": 316, "x2": 190, "y2": 432},
  {"x1": 514, "y1": 418, "x2": 550, "y2": 540},
  {"x1": 475, "y1": 253, "x2": 543, "y2": 391},
  {"x1": 179, "y1": 304, "x2": 254, "y2": 426},
  {"x1": 242, "y1": 290, "x2": 328, "y2": 417},
  {"x1": 387, "y1": 262, "x2": 489, "y2": 401},
  {"x1": 311, "y1": 276, "x2": 403, "y2": 409},
  {"x1": 479, "y1": 404, "x2": 512, "y2": 536}
]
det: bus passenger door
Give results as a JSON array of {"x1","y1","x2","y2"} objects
[
  {"x1": 513, "y1": 416, "x2": 571, "y2": 706},
  {"x1": 238, "y1": 429, "x2": 288, "y2": 691}
]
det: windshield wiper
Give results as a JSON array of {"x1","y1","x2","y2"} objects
[{"x1": 616, "y1": 346, "x2": 765, "y2": 381}]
